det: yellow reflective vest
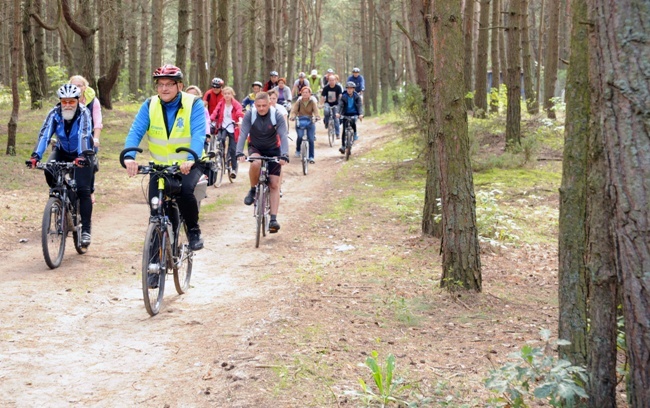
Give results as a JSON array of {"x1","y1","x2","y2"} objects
[{"x1": 148, "y1": 92, "x2": 195, "y2": 164}]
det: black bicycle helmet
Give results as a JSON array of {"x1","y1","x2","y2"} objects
[
  {"x1": 57, "y1": 84, "x2": 81, "y2": 99},
  {"x1": 153, "y1": 64, "x2": 183, "y2": 81},
  {"x1": 211, "y1": 77, "x2": 224, "y2": 88}
]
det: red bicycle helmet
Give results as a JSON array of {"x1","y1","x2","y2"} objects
[{"x1": 153, "y1": 64, "x2": 183, "y2": 81}]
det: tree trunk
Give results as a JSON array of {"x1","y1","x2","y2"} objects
[
  {"x1": 558, "y1": 0, "x2": 589, "y2": 371},
  {"x1": 33, "y1": 0, "x2": 48, "y2": 98},
  {"x1": 521, "y1": 0, "x2": 537, "y2": 114},
  {"x1": 215, "y1": 0, "x2": 229, "y2": 79},
  {"x1": 543, "y1": 0, "x2": 559, "y2": 118},
  {"x1": 61, "y1": 0, "x2": 96, "y2": 86},
  {"x1": 474, "y1": 0, "x2": 490, "y2": 117},
  {"x1": 22, "y1": 0, "x2": 44, "y2": 110},
  {"x1": 535, "y1": 0, "x2": 545, "y2": 110},
  {"x1": 150, "y1": 0, "x2": 163, "y2": 75},
  {"x1": 231, "y1": 0, "x2": 244, "y2": 96},
  {"x1": 127, "y1": 0, "x2": 139, "y2": 96},
  {"x1": 590, "y1": 0, "x2": 650, "y2": 405},
  {"x1": 498, "y1": 0, "x2": 507, "y2": 87},
  {"x1": 97, "y1": 0, "x2": 125, "y2": 110},
  {"x1": 264, "y1": 0, "x2": 276, "y2": 76},
  {"x1": 138, "y1": 0, "x2": 150, "y2": 94},
  {"x1": 463, "y1": 0, "x2": 475, "y2": 111},
  {"x1": 194, "y1": 1, "x2": 208, "y2": 87},
  {"x1": 285, "y1": 0, "x2": 299, "y2": 83},
  {"x1": 7, "y1": 0, "x2": 20, "y2": 156},
  {"x1": 175, "y1": 0, "x2": 190, "y2": 74},
  {"x1": 490, "y1": 0, "x2": 501, "y2": 113},
  {"x1": 432, "y1": 0, "x2": 482, "y2": 292},
  {"x1": 505, "y1": 0, "x2": 521, "y2": 148},
  {"x1": 245, "y1": 0, "x2": 257, "y2": 85}
]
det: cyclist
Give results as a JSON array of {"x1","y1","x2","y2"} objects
[
  {"x1": 346, "y1": 67, "x2": 365, "y2": 98},
  {"x1": 320, "y1": 74, "x2": 343, "y2": 138},
  {"x1": 122, "y1": 64, "x2": 206, "y2": 251},
  {"x1": 267, "y1": 89, "x2": 289, "y2": 131},
  {"x1": 308, "y1": 69, "x2": 321, "y2": 93},
  {"x1": 291, "y1": 72, "x2": 310, "y2": 100},
  {"x1": 337, "y1": 81, "x2": 364, "y2": 154},
  {"x1": 210, "y1": 86, "x2": 243, "y2": 179},
  {"x1": 289, "y1": 87, "x2": 320, "y2": 163},
  {"x1": 263, "y1": 70, "x2": 280, "y2": 92},
  {"x1": 320, "y1": 68, "x2": 334, "y2": 89},
  {"x1": 29, "y1": 84, "x2": 94, "y2": 246},
  {"x1": 242, "y1": 81, "x2": 263, "y2": 111},
  {"x1": 273, "y1": 78, "x2": 292, "y2": 109},
  {"x1": 236, "y1": 92, "x2": 289, "y2": 233},
  {"x1": 203, "y1": 77, "x2": 224, "y2": 119},
  {"x1": 69, "y1": 75, "x2": 102, "y2": 205}
]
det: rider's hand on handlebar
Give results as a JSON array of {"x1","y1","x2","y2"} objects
[
  {"x1": 237, "y1": 153, "x2": 246, "y2": 163},
  {"x1": 180, "y1": 161, "x2": 194, "y2": 175},
  {"x1": 74, "y1": 156, "x2": 87, "y2": 167},
  {"x1": 335, "y1": 113, "x2": 340, "y2": 119},
  {"x1": 124, "y1": 159, "x2": 139, "y2": 177},
  {"x1": 27, "y1": 157, "x2": 39, "y2": 169},
  {"x1": 359, "y1": 115, "x2": 364, "y2": 122},
  {"x1": 279, "y1": 156, "x2": 289, "y2": 165}
]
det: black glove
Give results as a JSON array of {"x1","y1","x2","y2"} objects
[
  {"x1": 279, "y1": 155, "x2": 289, "y2": 164},
  {"x1": 236, "y1": 153, "x2": 246, "y2": 159},
  {"x1": 74, "y1": 156, "x2": 88, "y2": 167}
]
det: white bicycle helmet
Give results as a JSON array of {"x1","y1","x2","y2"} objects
[{"x1": 57, "y1": 84, "x2": 81, "y2": 99}]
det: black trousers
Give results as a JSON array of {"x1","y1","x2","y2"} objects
[
  {"x1": 148, "y1": 164, "x2": 203, "y2": 231},
  {"x1": 45, "y1": 148, "x2": 93, "y2": 234}
]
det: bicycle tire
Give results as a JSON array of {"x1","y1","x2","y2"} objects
[
  {"x1": 225, "y1": 141, "x2": 234, "y2": 184},
  {"x1": 262, "y1": 186, "x2": 270, "y2": 237},
  {"x1": 328, "y1": 122, "x2": 335, "y2": 147},
  {"x1": 255, "y1": 186, "x2": 264, "y2": 248},
  {"x1": 209, "y1": 137, "x2": 225, "y2": 188},
  {"x1": 142, "y1": 222, "x2": 166, "y2": 316},
  {"x1": 173, "y1": 220, "x2": 193, "y2": 294},
  {"x1": 72, "y1": 199, "x2": 88, "y2": 255},
  {"x1": 301, "y1": 139, "x2": 309, "y2": 175},
  {"x1": 345, "y1": 128, "x2": 353, "y2": 161},
  {"x1": 41, "y1": 197, "x2": 66, "y2": 269}
]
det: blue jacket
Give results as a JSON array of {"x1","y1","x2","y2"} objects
[
  {"x1": 347, "y1": 74, "x2": 365, "y2": 93},
  {"x1": 33, "y1": 104, "x2": 93, "y2": 159},
  {"x1": 338, "y1": 91, "x2": 363, "y2": 116},
  {"x1": 124, "y1": 92, "x2": 206, "y2": 160}
]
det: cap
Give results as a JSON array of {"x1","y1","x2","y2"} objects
[
  {"x1": 352, "y1": 67, "x2": 360, "y2": 73},
  {"x1": 327, "y1": 68, "x2": 334, "y2": 74},
  {"x1": 311, "y1": 69, "x2": 318, "y2": 75}
]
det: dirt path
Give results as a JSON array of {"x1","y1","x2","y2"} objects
[{"x1": 0, "y1": 119, "x2": 382, "y2": 407}]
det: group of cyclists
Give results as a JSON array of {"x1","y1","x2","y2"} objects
[{"x1": 27, "y1": 64, "x2": 366, "y2": 260}]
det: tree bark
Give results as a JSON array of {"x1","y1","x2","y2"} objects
[
  {"x1": 474, "y1": 0, "x2": 490, "y2": 117},
  {"x1": 535, "y1": 0, "x2": 545, "y2": 110},
  {"x1": 127, "y1": 0, "x2": 139, "y2": 97},
  {"x1": 194, "y1": 0, "x2": 208, "y2": 87},
  {"x1": 285, "y1": 0, "x2": 299, "y2": 83},
  {"x1": 61, "y1": 0, "x2": 97, "y2": 86},
  {"x1": 23, "y1": 0, "x2": 44, "y2": 110},
  {"x1": 463, "y1": 0, "x2": 475, "y2": 110},
  {"x1": 215, "y1": 0, "x2": 229, "y2": 79},
  {"x1": 505, "y1": 0, "x2": 522, "y2": 148},
  {"x1": 97, "y1": 0, "x2": 125, "y2": 110},
  {"x1": 7, "y1": 0, "x2": 20, "y2": 156},
  {"x1": 231, "y1": 0, "x2": 244, "y2": 96},
  {"x1": 138, "y1": 0, "x2": 150, "y2": 94},
  {"x1": 175, "y1": 0, "x2": 190, "y2": 74},
  {"x1": 490, "y1": 0, "x2": 501, "y2": 113},
  {"x1": 33, "y1": 0, "x2": 48, "y2": 98},
  {"x1": 432, "y1": 0, "x2": 482, "y2": 292},
  {"x1": 543, "y1": 0, "x2": 559, "y2": 118},
  {"x1": 264, "y1": 0, "x2": 276, "y2": 76},
  {"x1": 498, "y1": 0, "x2": 508, "y2": 87},
  {"x1": 245, "y1": 0, "x2": 257, "y2": 86},
  {"x1": 558, "y1": 0, "x2": 589, "y2": 371},
  {"x1": 589, "y1": 0, "x2": 650, "y2": 405},
  {"x1": 150, "y1": 0, "x2": 163, "y2": 75},
  {"x1": 521, "y1": 0, "x2": 538, "y2": 114}
]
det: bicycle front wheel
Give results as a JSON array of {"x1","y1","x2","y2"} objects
[
  {"x1": 255, "y1": 186, "x2": 264, "y2": 248},
  {"x1": 262, "y1": 186, "x2": 270, "y2": 237},
  {"x1": 42, "y1": 197, "x2": 66, "y2": 269},
  {"x1": 345, "y1": 129, "x2": 353, "y2": 161},
  {"x1": 142, "y1": 222, "x2": 166, "y2": 316},
  {"x1": 301, "y1": 140, "x2": 309, "y2": 175},
  {"x1": 173, "y1": 220, "x2": 193, "y2": 294},
  {"x1": 328, "y1": 122, "x2": 335, "y2": 147}
]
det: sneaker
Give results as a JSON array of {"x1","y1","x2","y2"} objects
[
  {"x1": 294, "y1": 151, "x2": 301, "y2": 158},
  {"x1": 269, "y1": 219, "x2": 281, "y2": 233},
  {"x1": 336, "y1": 134, "x2": 340, "y2": 139},
  {"x1": 147, "y1": 272, "x2": 159, "y2": 289},
  {"x1": 244, "y1": 188, "x2": 256, "y2": 206},
  {"x1": 80, "y1": 232, "x2": 91, "y2": 246},
  {"x1": 188, "y1": 228, "x2": 204, "y2": 251},
  {"x1": 229, "y1": 169, "x2": 237, "y2": 179},
  {"x1": 309, "y1": 158, "x2": 315, "y2": 164},
  {"x1": 339, "y1": 147, "x2": 345, "y2": 154},
  {"x1": 353, "y1": 134, "x2": 359, "y2": 141}
]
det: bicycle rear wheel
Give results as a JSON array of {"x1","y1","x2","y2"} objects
[
  {"x1": 42, "y1": 197, "x2": 66, "y2": 269},
  {"x1": 142, "y1": 222, "x2": 166, "y2": 316},
  {"x1": 301, "y1": 139, "x2": 309, "y2": 175},
  {"x1": 255, "y1": 186, "x2": 265, "y2": 248},
  {"x1": 173, "y1": 220, "x2": 193, "y2": 294},
  {"x1": 72, "y1": 199, "x2": 88, "y2": 255}
]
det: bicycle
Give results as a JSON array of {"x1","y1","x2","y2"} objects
[
  {"x1": 325, "y1": 105, "x2": 338, "y2": 147},
  {"x1": 341, "y1": 115, "x2": 358, "y2": 161},
  {"x1": 246, "y1": 156, "x2": 279, "y2": 248},
  {"x1": 27, "y1": 151, "x2": 94, "y2": 269},
  {"x1": 119, "y1": 146, "x2": 205, "y2": 316},
  {"x1": 207, "y1": 129, "x2": 234, "y2": 187},
  {"x1": 294, "y1": 116, "x2": 318, "y2": 176}
]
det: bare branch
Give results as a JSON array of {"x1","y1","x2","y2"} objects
[{"x1": 30, "y1": 0, "x2": 61, "y2": 31}]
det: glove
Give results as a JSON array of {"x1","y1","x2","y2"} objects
[
  {"x1": 74, "y1": 156, "x2": 87, "y2": 167},
  {"x1": 26, "y1": 157, "x2": 39, "y2": 169},
  {"x1": 279, "y1": 155, "x2": 290, "y2": 164}
]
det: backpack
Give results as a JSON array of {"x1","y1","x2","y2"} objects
[{"x1": 250, "y1": 106, "x2": 278, "y2": 127}]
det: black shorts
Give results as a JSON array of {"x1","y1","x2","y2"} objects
[{"x1": 248, "y1": 146, "x2": 282, "y2": 177}]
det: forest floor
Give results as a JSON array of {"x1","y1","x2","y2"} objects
[{"x1": 0, "y1": 114, "x2": 625, "y2": 407}]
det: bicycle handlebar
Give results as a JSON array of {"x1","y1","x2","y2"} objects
[
  {"x1": 119, "y1": 146, "x2": 201, "y2": 171},
  {"x1": 246, "y1": 156, "x2": 280, "y2": 163}
]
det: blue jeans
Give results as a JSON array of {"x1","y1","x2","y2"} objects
[
  {"x1": 295, "y1": 116, "x2": 315, "y2": 159},
  {"x1": 323, "y1": 105, "x2": 340, "y2": 136}
]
